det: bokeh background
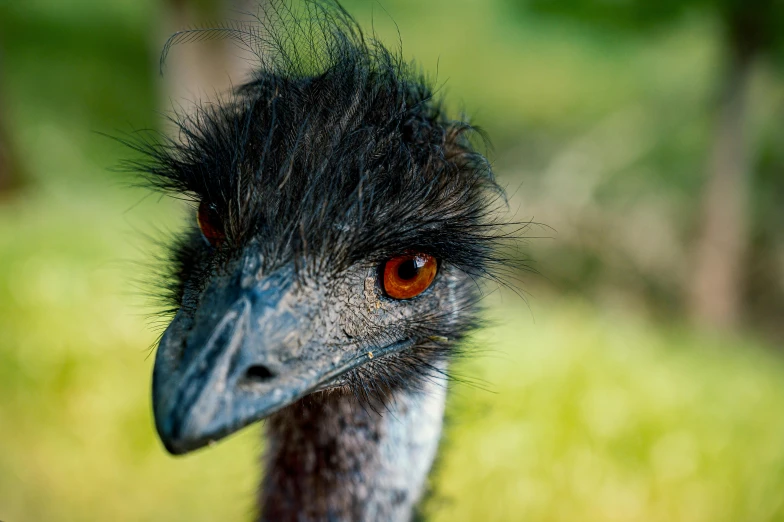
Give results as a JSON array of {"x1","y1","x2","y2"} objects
[{"x1": 1, "y1": 0, "x2": 784, "y2": 520}]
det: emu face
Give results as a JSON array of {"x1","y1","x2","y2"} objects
[
  {"x1": 139, "y1": 13, "x2": 505, "y2": 455},
  {"x1": 154, "y1": 235, "x2": 474, "y2": 454}
]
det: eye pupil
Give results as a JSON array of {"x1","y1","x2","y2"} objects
[
  {"x1": 396, "y1": 259, "x2": 420, "y2": 280},
  {"x1": 197, "y1": 200, "x2": 226, "y2": 246}
]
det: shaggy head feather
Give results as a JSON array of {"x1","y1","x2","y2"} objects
[{"x1": 122, "y1": 0, "x2": 517, "y2": 454}]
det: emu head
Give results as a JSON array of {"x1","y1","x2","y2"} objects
[{"x1": 134, "y1": 4, "x2": 509, "y2": 455}]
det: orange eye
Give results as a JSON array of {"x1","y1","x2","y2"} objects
[
  {"x1": 197, "y1": 200, "x2": 225, "y2": 246},
  {"x1": 383, "y1": 253, "x2": 437, "y2": 300}
]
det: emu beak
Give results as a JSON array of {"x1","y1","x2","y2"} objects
[{"x1": 151, "y1": 267, "x2": 379, "y2": 455}]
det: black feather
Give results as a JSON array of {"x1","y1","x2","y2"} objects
[{"x1": 121, "y1": 0, "x2": 524, "y2": 408}]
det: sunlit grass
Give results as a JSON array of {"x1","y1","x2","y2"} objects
[
  {"x1": 2, "y1": 188, "x2": 784, "y2": 521},
  {"x1": 0, "y1": 188, "x2": 258, "y2": 522},
  {"x1": 429, "y1": 304, "x2": 784, "y2": 522}
]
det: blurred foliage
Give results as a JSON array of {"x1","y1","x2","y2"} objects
[
  {"x1": 1, "y1": 0, "x2": 784, "y2": 520},
  {"x1": 519, "y1": 0, "x2": 784, "y2": 56},
  {"x1": 513, "y1": 0, "x2": 784, "y2": 331}
]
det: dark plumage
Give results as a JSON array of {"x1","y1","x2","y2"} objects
[{"x1": 124, "y1": 1, "x2": 516, "y2": 520}]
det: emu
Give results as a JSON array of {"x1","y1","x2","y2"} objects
[{"x1": 131, "y1": 2, "x2": 511, "y2": 520}]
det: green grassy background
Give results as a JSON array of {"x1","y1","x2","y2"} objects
[{"x1": 1, "y1": 0, "x2": 784, "y2": 520}]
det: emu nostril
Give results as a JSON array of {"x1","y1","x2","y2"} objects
[{"x1": 244, "y1": 364, "x2": 276, "y2": 383}]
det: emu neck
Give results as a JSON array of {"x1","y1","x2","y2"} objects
[{"x1": 258, "y1": 375, "x2": 447, "y2": 522}]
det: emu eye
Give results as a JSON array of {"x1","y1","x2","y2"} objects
[
  {"x1": 197, "y1": 200, "x2": 225, "y2": 246},
  {"x1": 383, "y1": 253, "x2": 437, "y2": 300}
]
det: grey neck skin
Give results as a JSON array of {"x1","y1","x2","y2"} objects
[{"x1": 258, "y1": 371, "x2": 448, "y2": 522}]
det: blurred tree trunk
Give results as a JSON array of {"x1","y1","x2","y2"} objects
[
  {"x1": 0, "y1": 110, "x2": 23, "y2": 195},
  {"x1": 0, "y1": 50, "x2": 25, "y2": 196},
  {"x1": 688, "y1": 32, "x2": 756, "y2": 330},
  {"x1": 162, "y1": 0, "x2": 258, "y2": 110}
]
